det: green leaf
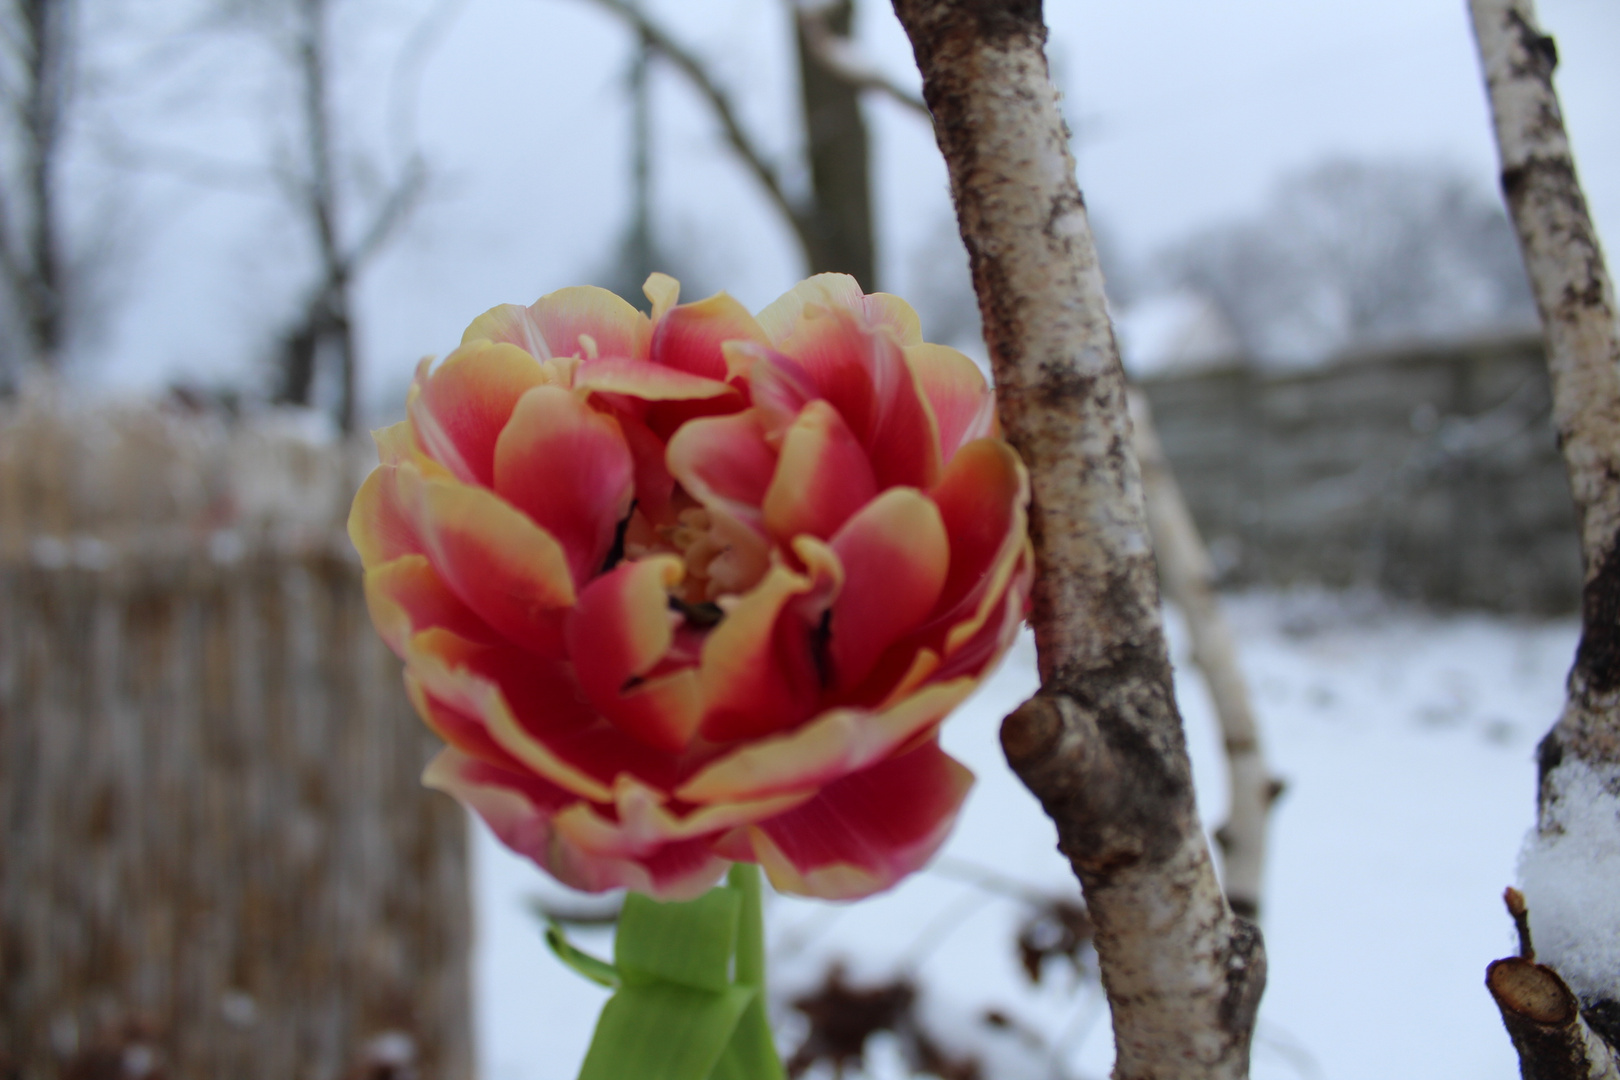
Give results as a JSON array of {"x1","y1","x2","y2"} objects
[
  {"x1": 570, "y1": 866, "x2": 786, "y2": 1080},
  {"x1": 542, "y1": 920, "x2": 620, "y2": 989},
  {"x1": 615, "y1": 887, "x2": 741, "y2": 992},
  {"x1": 710, "y1": 865, "x2": 786, "y2": 1080},
  {"x1": 707, "y1": 993, "x2": 783, "y2": 1080},
  {"x1": 577, "y1": 983, "x2": 756, "y2": 1080}
]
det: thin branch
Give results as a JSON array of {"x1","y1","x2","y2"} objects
[
  {"x1": 1130, "y1": 389, "x2": 1278, "y2": 922},
  {"x1": 793, "y1": 0, "x2": 928, "y2": 118},
  {"x1": 582, "y1": 0, "x2": 810, "y2": 243},
  {"x1": 890, "y1": 4, "x2": 1265, "y2": 1077},
  {"x1": 1506, "y1": 886, "x2": 1535, "y2": 961},
  {"x1": 344, "y1": 154, "x2": 426, "y2": 272}
]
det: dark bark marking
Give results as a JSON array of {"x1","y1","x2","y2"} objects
[
  {"x1": 1583, "y1": 997, "x2": 1620, "y2": 1056},
  {"x1": 1575, "y1": 540, "x2": 1620, "y2": 694},
  {"x1": 893, "y1": 0, "x2": 1046, "y2": 53},
  {"x1": 1536, "y1": 729, "x2": 1563, "y2": 790},
  {"x1": 1506, "y1": 10, "x2": 1558, "y2": 79},
  {"x1": 1217, "y1": 917, "x2": 1267, "y2": 1054}
]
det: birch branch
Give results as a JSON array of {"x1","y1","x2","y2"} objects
[
  {"x1": 1470, "y1": 0, "x2": 1620, "y2": 772},
  {"x1": 890, "y1": 4, "x2": 1264, "y2": 1077},
  {"x1": 1129, "y1": 390, "x2": 1278, "y2": 921},
  {"x1": 1470, "y1": 3, "x2": 1620, "y2": 1073}
]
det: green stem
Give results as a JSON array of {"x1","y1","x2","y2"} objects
[
  {"x1": 729, "y1": 862, "x2": 767, "y2": 986},
  {"x1": 721, "y1": 862, "x2": 784, "y2": 1080}
]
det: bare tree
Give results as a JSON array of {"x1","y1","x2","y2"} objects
[
  {"x1": 215, "y1": 0, "x2": 430, "y2": 432},
  {"x1": 0, "y1": 0, "x2": 75, "y2": 385},
  {"x1": 890, "y1": 4, "x2": 1266, "y2": 1078},
  {"x1": 584, "y1": 0, "x2": 878, "y2": 288},
  {"x1": 1159, "y1": 157, "x2": 1537, "y2": 367},
  {"x1": 1471, "y1": 1, "x2": 1620, "y2": 1077}
]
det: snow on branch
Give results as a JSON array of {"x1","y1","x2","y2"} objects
[{"x1": 889, "y1": 3, "x2": 1265, "y2": 1076}]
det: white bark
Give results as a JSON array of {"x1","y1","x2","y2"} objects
[
  {"x1": 1130, "y1": 391, "x2": 1276, "y2": 921},
  {"x1": 890, "y1": 4, "x2": 1264, "y2": 1077},
  {"x1": 1471, "y1": 2, "x2": 1620, "y2": 1074}
]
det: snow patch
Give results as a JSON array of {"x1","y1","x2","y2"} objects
[{"x1": 1519, "y1": 757, "x2": 1620, "y2": 1004}]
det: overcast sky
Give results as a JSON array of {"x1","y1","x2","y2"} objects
[{"x1": 86, "y1": 0, "x2": 1620, "y2": 411}]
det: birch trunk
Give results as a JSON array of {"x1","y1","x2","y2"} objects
[
  {"x1": 889, "y1": 4, "x2": 1264, "y2": 1076},
  {"x1": 1470, "y1": 1, "x2": 1620, "y2": 1074}
]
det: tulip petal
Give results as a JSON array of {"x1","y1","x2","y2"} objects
[
  {"x1": 904, "y1": 343, "x2": 996, "y2": 462},
  {"x1": 697, "y1": 564, "x2": 825, "y2": 743},
  {"x1": 425, "y1": 747, "x2": 728, "y2": 899},
  {"x1": 826, "y1": 488, "x2": 949, "y2": 692},
  {"x1": 767, "y1": 305, "x2": 941, "y2": 490},
  {"x1": 461, "y1": 304, "x2": 538, "y2": 352},
  {"x1": 406, "y1": 630, "x2": 610, "y2": 800},
  {"x1": 745, "y1": 740, "x2": 973, "y2": 899},
  {"x1": 858, "y1": 292, "x2": 925, "y2": 347},
  {"x1": 756, "y1": 275, "x2": 922, "y2": 350},
  {"x1": 348, "y1": 465, "x2": 422, "y2": 567},
  {"x1": 617, "y1": 412, "x2": 677, "y2": 523},
  {"x1": 529, "y1": 286, "x2": 652, "y2": 361},
  {"x1": 930, "y1": 544, "x2": 1033, "y2": 682},
  {"x1": 409, "y1": 341, "x2": 550, "y2": 485},
  {"x1": 553, "y1": 774, "x2": 811, "y2": 859},
  {"x1": 650, "y1": 291, "x2": 769, "y2": 384},
  {"x1": 677, "y1": 676, "x2": 975, "y2": 803},
  {"x1": 364, "y1": 553, "x2": 491, "y2": 656},
  {"x1": 643, "y1": 272, "x2": 681, "y2": 322},
  {"x1": 927, "y1": 438, "x2": 1030, "y2": 648},
  {"x1": 575, "y1": 358, "x2": 738, "y2": 403},
  {"x1": 492, "y1": 385, "x2": 635, "y2": 587},
  {"x1": 407, "y1": 466, "x2": 575, "y2": 656},
  {"x1": 408, "y1": 629, "x2": 686, "y2": 799},
  {"x1": 372, "y1": 420, "x2": 418, "y2": 467},
  {"x1": 762, "y1": 400, "x2": 877, "y2": 543},
  {"x1": 568, "y1": 556, "x2": 703, "y2": 753},
  {"x1": 406, "y1": 667, "x2": 524, "y2": 767},
  {"x1": 665, "y1": 411, "x2": 776, "y2": 593},
  {"x1": 729, "y1": 344, "x2": 818, "y2": 446},
  {"x1": 756, "y1": 274, "x2": 867, "y2": 347}
]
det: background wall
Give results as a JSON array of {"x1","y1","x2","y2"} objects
[{"x1": 1142, "y1": 332, "x2": 1580, "y2": 613}]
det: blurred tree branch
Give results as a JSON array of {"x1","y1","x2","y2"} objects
[
  {"x1": 1130, "y1": 389, "x2": 1279, "y2": 922},
  {"x1": 794, "y1": 0, "x2": 926, "y2": 118},
  {"x1": 0, "y1": 0, "x2": 74, "y2": 385},
  {"x1": 197, "y1": 0, "x2": 446, "y2": 431},
  {"x1": 582, "y1": 0, "x2": 879, "y2": 288}
]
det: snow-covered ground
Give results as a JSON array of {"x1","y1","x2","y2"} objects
[{"x1": 473, "y1": 590, "x2": 1577, "y2": 1080}]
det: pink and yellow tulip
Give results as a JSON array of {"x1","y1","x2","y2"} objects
[{"x1": 350, "y1": 273, "x2": 1032, "y2": 900}]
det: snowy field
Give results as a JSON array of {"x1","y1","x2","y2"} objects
[{"x1": 473, "y1": 590, "x2": 1577, "y2": 1080}]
